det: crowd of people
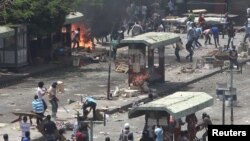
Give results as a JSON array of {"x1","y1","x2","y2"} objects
[
  {"x1": 1, "y1": 80, "x2": 98, "y2": 141},
  {"x1": 2, "y1": 1, "x2": 250, "y2": 141}
]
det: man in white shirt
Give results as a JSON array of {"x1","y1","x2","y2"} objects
[
  {"x1": 19, "y1": 116, "x2": 31, "y2": 141},
  {"x1": 247, "y1": 5, "x2": 250, "y2": 17},
  {"x1": 37, "y1": 81, "x2": 47, "y2": 112},
  {"x1": 168, "y1": 0, "x2": 175, "y2": 15}
]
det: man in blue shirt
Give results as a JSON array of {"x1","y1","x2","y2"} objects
[
  {"x1": 82, "y1": 96, "x2": 97, "y2": 120},
  {"x1": 211, "y1": 25, "x2": 220, "y2": 48},
  {"x1": 244, "y1": 18, "x2": 250, "y2": 42},
  {"x1": 32, "y1": 95, "x2": 44, "y2": 125},
  {"x1": 154, "y1": 125, "x2": 163, "y2": 141}
]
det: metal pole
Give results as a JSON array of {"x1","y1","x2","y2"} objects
[
  {"x1": 230, "y1": 68, "x2": 234, "y2": 125},
  {"x1": 222, "y1": 92, "x2": 225, "y2": 125},
  {"x1": 107, "y1": 45, "x2": 111, "y2": 100},
  {"x1": 90, "y1": 120, "x2": 93, "y2": 141}
]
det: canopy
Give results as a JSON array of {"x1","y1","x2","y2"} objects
[
  {"x1": 0, "y1": 26, "x2": 14, "y2": 38},
  {"x1": 119, "y1": 32, "x2": 180, "y2": 49},
  {"x1": 64, "y1": 11, "x2": 84, "y2": 25},
  {"x1": 128, "y1": 91, "x2": 214, "y2": 119}
]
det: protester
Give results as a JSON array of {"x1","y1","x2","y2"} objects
[
  {"x1": 203, "y1": 28, "x2": 212, "y2": 45},
  {"x1": 227, "y1": 21, "x2": 236, "y2": 50},
  {"x1": 131, "y1": 21, "x2": 143, "y2": 36},
  {"x1": 196, "y1": 113, "x2": 212, "y2": 141},
  {"x1": 167, "y1": 0, "x2": 175, "y2": 15},
  {"x1": 154, "y1": 125, "x2": 163, "y2": 141},
  {"x1": 186, "y1": 24, "x2": 195, "y2": 62},
  {"x1": 222, "y1": 12, "x2": 230, "y2": 38},
  {"x1": 193, "y1": 25, "x2": 202, "y2": 48},
  {"x1": 43, "y1": 115, "x2": 58, "y2": 141},
  {"x1": 211, "y1": 25, "x2": 220, "y2": 48},
  {"x1": 229, "y1": 46, "x2": 239, "y2": 70},
  {"x1": 119, "y1": 123, "x2": 134, "y2": 141},
  {"x1": 37, "y1": 81, "x2": 47, "y2": 112},
  {"x1": 72, "y1": 27, "x2": 80, "y2": 50},
  {"x1": 247, "y1": 5, "x2": 250, "y2": 17},
  {"x1": 105, "y1": 137, "x2": 111, "y2": 141},
  {"x1": 48, "y1": 82, "x2": 59, "y2": 119},
  {"x1": 186, "y1": 18, "x2": 193, "y2": 33},
  {"x1": 185, "y1": 113, "x2": 198, "y2": 141},
  {"x1": 58, "y1": 128, "x2": 67, "y2": 141},
  {"x1": 3, "y1": 134, "x2": 8, "y2": 141},
  {"x1": 198, "y1": 13, "x2": 206, "y2": 29},
  {"x1": 139, "y1": 129, "x2": 154, "y2": 141},
  {"x1": 177, "y1": 131, "x2": 189, "y2": 141},
  {"x1": 243, "y1": 18, "x2": 250, "y2": 42},
  {"x1": 22, "y1": 131, "x2": 30, "y2": 141},
  {"x1": 82, "y1": 96, "x2": 97, "y2": 120},
  {"x1": 173, "y1": 38, "x2": 184, "y2": 62},
  {"x1": 19, "y1": 116, "x2": 31, "y2": 141},
  {"x1": 187, "y1": 10, "x2": 195, "y2": 22},
  {"x1": 32, "y1": 95, "x2": 45, "y2": 125},
  {"x1": 74, "y1": 127, "x2": 86, "y2": 141}
]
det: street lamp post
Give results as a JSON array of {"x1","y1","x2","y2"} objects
[{"x1": 107, "y1": 43, "x2": 112, "y2": 100}]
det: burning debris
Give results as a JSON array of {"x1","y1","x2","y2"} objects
[{"x1": 71, "y1": 23, "x2": 94, "y2": 51}]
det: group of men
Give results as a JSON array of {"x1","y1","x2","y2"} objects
[
  {"x1": 10, "y1": 80, "x2": 97, "y2": 141},
  {"x1": 118, "y1": 112, "x2": 212, "y2": 141}
]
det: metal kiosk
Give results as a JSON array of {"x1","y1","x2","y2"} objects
[{"x1": 118, "y1": 32, "x2": 180, "y2": 86}]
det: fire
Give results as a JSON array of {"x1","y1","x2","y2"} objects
[{"x1": 71, "y1": 23, "x2": 93, "y2": 50}]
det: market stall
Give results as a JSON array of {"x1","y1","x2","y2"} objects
[{"x1": 128, "y1": 91, "x2": 214, "y2": 120}]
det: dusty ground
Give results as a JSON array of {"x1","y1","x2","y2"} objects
[{"x1": 0, "y1": 32, "x2": 249, "y2": 140}]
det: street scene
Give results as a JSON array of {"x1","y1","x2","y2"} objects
[{"x1": 1, "y1": 0, "x2": 250, "y2": 141}]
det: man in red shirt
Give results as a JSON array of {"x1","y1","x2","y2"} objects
[
  {"x1": 75, "y1": 127, "x2": 87, "y2": 141},
  {"x1": 198, "y1": 13, "x2": 206, "y2": 29}
]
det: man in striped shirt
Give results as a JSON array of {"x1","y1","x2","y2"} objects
[{"x1": 32, "y1": 95, "x2": 44, "y2": 125}]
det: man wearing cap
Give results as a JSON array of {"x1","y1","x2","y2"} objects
[
  {"x1": 119, "y1": 123, "x2": 134, "y2": 141},
  {"x1": 48, "y1": 82, "x2": 59, "y2": 119}
]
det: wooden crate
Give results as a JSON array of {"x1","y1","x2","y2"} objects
[{"x1": 115, "y1": 63, "x2": 129, "y2": 73}]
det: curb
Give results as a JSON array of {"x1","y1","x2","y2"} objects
[
  {"x1": 106, "y1": 58, "x2": 250, "y2": 115},
  {"x1": 0, "y1": 64, "x2": 71, "y2": 88}
]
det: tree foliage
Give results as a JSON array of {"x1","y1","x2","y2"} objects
[{"x1": 2, "y1": 0, "x2": 80, "y2": 35}]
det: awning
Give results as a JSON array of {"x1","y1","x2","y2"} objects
[
  {"x1": 0, "y1": 26, "x2": 15, "y2": 38},
  {"x1": 64, "y1": 11, "x2": 84, "y2": 25},
  {"x1": 119, "y1": 32, "x2": 180, "y2": 49},
  {"x1": 128, "y1": 91, "x2": 214, "y2": 119}
]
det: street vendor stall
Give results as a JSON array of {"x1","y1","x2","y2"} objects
[
  {"x1": 128, "y1": 91, "x2": 214, "y2": 140},
  {"x1": 129, "y1": 91, "x2": 214, "y2": 120},
  {"x1": 118, "y1": 32, "x2": 180, "y2": 86}
]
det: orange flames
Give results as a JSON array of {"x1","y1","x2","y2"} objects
[{"x1": 71, "y1": 23, "x2": 93, "y2": 50}]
